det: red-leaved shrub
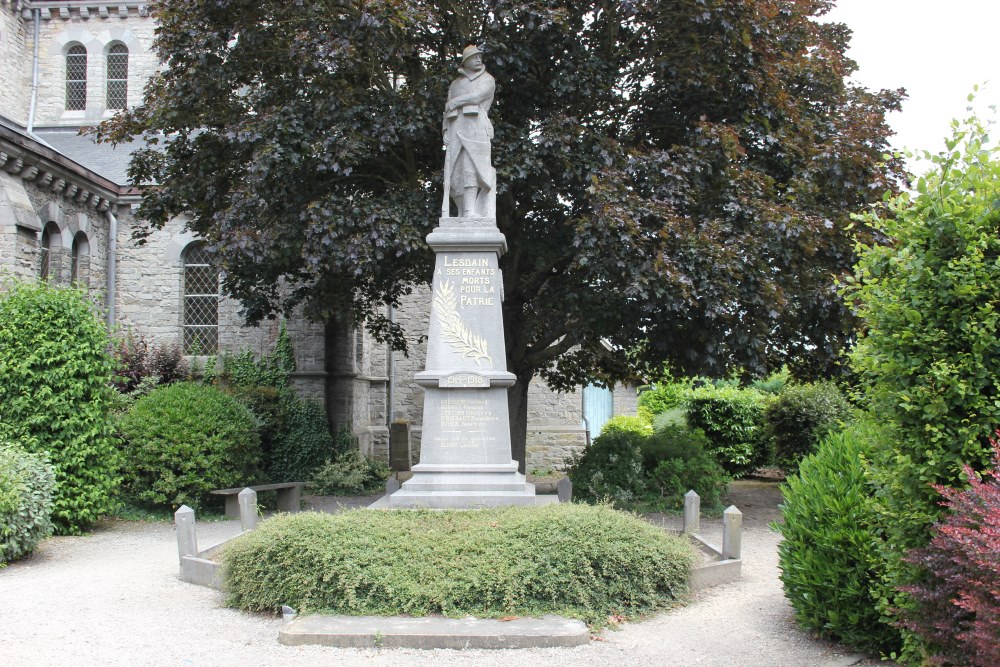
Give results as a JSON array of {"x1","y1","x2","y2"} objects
[{"x1": 901, "y1": 432, "x2": 1000, "y2": 666}]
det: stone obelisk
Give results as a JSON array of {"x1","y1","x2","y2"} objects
[{"x1": 388, "y1": 45, "x2": 536, "y2": 508}]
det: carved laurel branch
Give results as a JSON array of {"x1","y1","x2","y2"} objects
[{"x1": 434, "y1": 280, "x2": 492, "y2": 367}]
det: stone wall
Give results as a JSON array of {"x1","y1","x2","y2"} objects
[
  {"x1": 113, "y1": 215, "x2": 325, "y2": 390},
  {"x1": 30, "y1": 4, "x2": 158, "y2": 127},
  {"x1": 0, "y1": 2, "x2": 31, "y2": 125},
  {"x1": 0, "y1": 168, "x2": 110, "y2": 304}
]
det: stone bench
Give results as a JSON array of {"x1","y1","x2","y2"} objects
[{"x1": 210, "y1": 482, "x2": 306, "y2": 518}]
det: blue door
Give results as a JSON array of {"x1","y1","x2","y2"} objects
[{"x1": 583, "y1": 384, "x2": 614, "y2": 442}]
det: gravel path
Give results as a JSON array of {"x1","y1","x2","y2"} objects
[{"x1": 0, "y1": 484, "x2": 886, "y2": 667}]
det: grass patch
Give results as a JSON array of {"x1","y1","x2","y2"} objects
[{"x1": 222, "y1": 503, "x2": 695, "y2": 626}]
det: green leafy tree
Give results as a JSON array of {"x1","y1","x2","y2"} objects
[
  {"x1": 100, "y1": 0, "x2": 904, "y2": 469},
  {"x1": 0, "y1": 280, "x2": 120, "y2": 534},
  {"x1": 843, "y1": 106, "x2": 1000, "y2": 661}
]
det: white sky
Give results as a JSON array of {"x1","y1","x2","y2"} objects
[{"x1": 825, "y1": 1, "x2": 1000, "y2": 173}]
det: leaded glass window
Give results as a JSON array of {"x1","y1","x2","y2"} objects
[
  {"x1": 71, "y1": 233, "x2": 90, "y2": 288},
  {"x1": 106, "y1": 43, "x2": 128, "y2": 110},
  {"x1": 39, "y1": 227, "x2": 51, "y2": 280},
  {"x1": 66, "y1": 45, "x2": 87, "y2": 111},
  {"x1": 182, "y1": 243, "x2": 219, "y2": 354}
]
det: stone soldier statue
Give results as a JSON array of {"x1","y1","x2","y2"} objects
[{"x1": 442, "y1": 45, "x2": 496, "y2": 219}]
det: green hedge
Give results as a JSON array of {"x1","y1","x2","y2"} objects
[
  {"x1": 766, "y1": 382, "x2": 852, "y2": 472},
  {"x1": 685, "y1": 385, "x2": 768, "y2": 477},
  {"x1": 223, "y1": 504, "x2": 694, "y2": 624},
  {"x1": 117, "y1": 382, "x2": 261, "y2": 508},
  {"x1": 843, "y1": 113, "x2": 1000, "y2": 661},
  {"x1": 0, "y1": 280, "x2": 119, "y2": 534},
  {"x1": 0, "y1": 444, "x2": 55, "y2": 562},
  {"x1": 777, "y1": 420, "x2": 900, "y2": 653}
]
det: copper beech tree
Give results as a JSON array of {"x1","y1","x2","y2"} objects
[{"x1": 100, "y1": 0, "x2": 904, "y2": 469}]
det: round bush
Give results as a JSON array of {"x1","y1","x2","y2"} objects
[
  {"x1": 223, "y1": 503, "x2": 695, "y2": 624},
  {"x1": 777, "y1": 420, "x2": 901, "y2": 653},
  {"x1": 117, "y1": 382, "x2": 261, "y2": 508},
  {"x1": 566, "y1": 428, "x2": 646, "y2": 506},
  {"x1": 0, "y1": 444, "x2": 55, "y2": 562},
  {"x1": 685, "y1": 385, "x2": 769, "y2": 477},
  {"x1": 0, "y1": 280, "x2": 119, "y2": 534},
  {"x1": 766, "y1": 382, "x2": 853, "y2": 472},
  {"x1": 643, "y1": 425, "x2": 730, "y2": 510}
]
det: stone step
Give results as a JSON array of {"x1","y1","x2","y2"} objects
[{"x1": 278, "y1": 614, "x2": 590, "y2": 649}]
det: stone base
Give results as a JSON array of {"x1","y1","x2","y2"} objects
[
  {"x1": 278, "y1": 613, "x2": 589, "y2": 649},
  {"x1": 387, "y1": 462, "x2": 537, "y2": 508}
]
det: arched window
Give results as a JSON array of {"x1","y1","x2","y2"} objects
[
  {"x1": 182, "y1": 242, "x2": 219, "y2": 354},
  {"x1": 39, "y1": 222, "x2": 61, "y2": 281},
  {"x1": 66, "y1": 44, "x2": 87, "y2": 111},
  {"x1": 71, "y1": 232, "x2": 90, "y2": 287},
  {"x1": 106, "y1": 43, "x2": 128, "y2": 110}
]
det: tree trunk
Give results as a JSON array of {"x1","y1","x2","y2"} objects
[{"x1": 507, "y1": 371, "x2": 533, "y2": 474}]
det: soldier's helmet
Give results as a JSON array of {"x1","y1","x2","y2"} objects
[{"x1": 461, "y1": 44, "x2": 483, "y2": 62}]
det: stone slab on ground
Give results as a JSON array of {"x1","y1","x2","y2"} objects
[{"x1": 278, "y1": 614, "x2": 590, "y2": 649}]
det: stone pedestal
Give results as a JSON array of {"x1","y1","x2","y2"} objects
[{"x1": 388, "y1": 217, "x2": 536, "y2": 508}]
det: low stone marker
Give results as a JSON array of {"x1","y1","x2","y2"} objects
[
  {"x1": 556, "y1": 476, "x2": 572, "y2": 503},
  {"x1": 683, "y1": 489, "x2": 700, "y2": 534},
  {"x1": 389, "y1": 421, "x2": 412, "y2": 472},
  {"x1": 174, "y1": 505, "x2": 197, "y2": 563},
  {"x1": 238, "y1": 487, "x2": 258, "y2": 532},
  {"x1": 722, "y1": 505, "x2": 742, "y2": 560}
]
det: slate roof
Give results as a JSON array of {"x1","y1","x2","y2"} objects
[{"x1": 31, "y1": 126, "x2": 145, "y2": 187}]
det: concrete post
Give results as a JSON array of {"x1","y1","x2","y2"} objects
[
  {"x1": 239, "y1": 487, "x2": 258, "y2": 532},
  {"x1": 722, "y1": 505, "x2": 742, "y2": 560},
  {"x1": 683, "y1": 490, "x2": 700, "y2": 534},
  {"x1": 386, "y1": 477, "x2": 401, "y2": 495},
  {"x1": 557, "y1": 477, "x2": 573, "y2": 503},
  {"x1": 174, "y1": 505, "x2": 197, "y2": 563}
]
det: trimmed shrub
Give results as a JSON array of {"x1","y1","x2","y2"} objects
[
  {"x1": 117, "y1": 382, "x2": 261, "y2": 508},
  {"x1": 777, "y1": 420, "x2": 901, "y2": 653},
  {"x1": 900, "y1": 434, "x2": 1000, "y2": 667},
  {"x1": 685, "y1": 385, "x2": 768, "y2": 477},
  {"x1": 0, "y1": 280, "x2": 119, "y2": 534},
  {"x1": 643, "y1": 425, "x2": 729, "y2": 510},
  {"x1": 309, "y1": 450, "x2": 390, "y2": 495},
  {"x1": 600, "y1": 414, "x2": 654, "y2": 438},
  {"x1": 223, "y1": 503, "x2": 695, "y2": 624},
  {"x1": 766, "y1": 382, "x2": 852, "y2": 472},
  {"x1": 566, "y1": 428, "x2": 647, "y2": 506},
  {"x1": 0, "y1": 444, "x2": 55, "y2": 562}
]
